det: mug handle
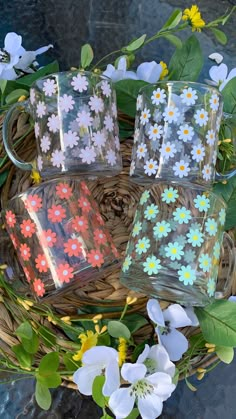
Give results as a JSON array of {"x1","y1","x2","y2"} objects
[
  {"x1": 215, "y1": 232, "x2": 236, "y2": 299},
  {"x1": 2, "y1": 101, "x2": 33, "y2": 171}
]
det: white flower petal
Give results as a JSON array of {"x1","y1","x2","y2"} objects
[
  {"x1": 82, "y1": 346, "x2": 118, "y2": 365},
  {"x1": 0, "y1": 68, "x2": 17, "y2": 80},
  {"x1": 229, "y1": 296, "x2": 236, "y2": 302},
  {"x1": 220, "y1": 68, "x2": 236, "y2": 91},
  {"x1": 137, "y1": 344, "x2": 150, "y2": 364},
  {"x1": 4, "y1": 32, "x2": 22, "y2": 54},
  {"x1": 117, "y1": 56, "x2": 127, "y2": 71},
  {"x1": 184, "y1": 307, "x2": 199, "y2": 326},
  {"x1": 35, "y1": 44, "x2": 53, "y2": 56},
  {"x1": 149, "y1": 345, "x2": 175, "y2": 377},
  {"x1": 209, "y1": 63, "x2": 228, "y2": 84},
  {"x1": 121, "y1": 363, "x2": 146, "y2": 383},
  {"x1": 136, "y1": 61, "x2": 162, "y2": 83},
  {"x1": 138, "y1": 393, "x2": 163, "y2": 419},
  {"x1": 161, "y1": 328, "x2": 189, "y2": 361},
  {"x1": 163, "y1": 304, "x2": 192, "y2": 328},
  {"x1": 103, "y1": 361, "x2": 120, "y2": 396},
  {"x1": 103, "y1": 64, "x2": 116, "y2": 79},
  {"x1": 148, "y1": 372, "x2": 176, "y2": 401},
  {"x1": 208, "y1": 53, "x2": 223, "y2": 64},
  {"x1": 109, "y1": 388, "x2": 135, "y2": 419},
  {"x1": 73, "y1": 364, "x2": 102, "y2": 395},
  {"x1": 15, "y1": 51, "x2": 36, "y2": 70},
  {"x1": 147, "y1": 299, "x2": 165, "y2": 326}
]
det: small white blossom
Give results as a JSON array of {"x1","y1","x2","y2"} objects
[
  {"x1": 76, "y1": 110, "x2": 93, "y2": 128},
  {"x1": 64, "y1": 130, "x2": 79, "y2": 148},
  {"x1": 140, "y1": 108, "x2": 151, "y2": 125},
  {"x1": 106, "y1": 149, "x2": 117, "y2": 166},
  {"x1": 144, "y1": 159, "x2": 158, "y2": 176},
  {"x1": 173, "y1": 160, "x2": 190, "y2": 178},
  {"x1": 180, "y1": 87, "x2": 198, "y2": 106},
  {"x1": 163, "y1": 106, "x2": 180, "y2": 123},
  {"x1": 92, "y1": 130, "x2": 107, "y2": 147},
  {"x1": 59, "y1": 94, "x2": 75, "y2": 112},
  {"x1": 104, "y1": 114, "x2": 114, "y2": 132},
  {"x1": 101, "y1": 80, "x2": 112, "y2": 97},
  {"x1": 89, "y1": 95, "x2": 104, "y2": 113},
  {"x1": 71, "y1": 74, "x2": 88, "y2": 92},
  {"x1": 137, "y1": 143, "x2": 147, "y2": 159},
  {"x1": 47, "y1": 114, "x2": 60, "y2": 133},
  {"x1": 161, "y1": 142, "x2": 177, "y2": 160},
  {"x1": 194, "y1": 109, "x2": 209, "y2": 127},
  {"x1": 40, "y1": 134, "x2": 51, "y2": 152},
  {"x1": 34, "y1": 122, "x2": 40, "y2": 138},
  {"x1": 191, "y1": 143, "x2": 205, "y2": 162},
  {"x1": 43, "y1": 78, "x2": 57, "y2": 96},
  {"x1": 151, "y1": 88, "x2": 166, "y2": 106},
  {"x1": 51, "y1": 149, "x2": 65, "y2": 168},
  {"x1": 177, "y1": 124, "x2": 194, "y2": 142},
  {"x1": 36, "y1": 101, "x2": 47, "y2": 118},
  {"x1": 79, "y1": 146, "x2": 96, "y2": 164}
]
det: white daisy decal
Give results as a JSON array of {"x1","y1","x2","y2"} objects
[
  {"x1": 89, "y1": 95, "x2": 104, "y2": 113},
  {"x1": 148, "y1": 123, "x2": 163, "y2": 140},
  {"x1": 144, "y1": 159, "x2": 158, "y2": 176},
  {"x1": 206, "y1": 129, "x2": 216, "y2": 146},
  {"x1": 163, "y1": 106, "x2": 180, "y2": 123},
  {"x1": 47, "y1": 114, "x2": 60, "y2": 133},
  {"x1": 202, "y1": 164, "x2": 212, "y2": 181},
  {"x1": 191, "y1": 143, "x2": 205, "y2": 162},
  {"x1": 133, "y1": 128, "x2": 140, "y2": 143},
  {"x1": 180, "y1": 87, "x2": 198, "y2": 105},
  {"x1": 101, "y1": 80, "x2": 111, "y2": 97},
  {"x1": 106, "y1": 149, "x2": 117, "y2": 166},
  {"x1": 115, "y1": 135, "x2": 120, "y2": 150},
  {"x1": 92, "y1": 130, "x2": 107, "y2": 147},
  {"x1": 37, "y1": 155, "x2": 43, "y2": 171},
  {"x1": 104, "y1": 115, "x2": 114, "y2": 132},
  {"x1": 42, "y1": 78, "x2": 57, "y2": 96},
  {"x1": 151, "y1": 88, "x2": 166, "y2": 105},
  {"x1": 177, "y1": 124, "x2": 194, "y2": 142},
  {"x1": 136, "y1": 94, "x2": 143, "y2": 110},
  {"x1": 137, "y1": 143, "x2": 147, "y2": 159},
  {"x1": 64, "y1": 130, "x2": 79, "y2": 148},
  {"x1": 194, "y1": 109, "x2": 209, "y2": 127},
  {"x1": 30, "y1": 89, "x2": 36, "y2": 105},
  {"x1": 71, "y1": 74, "x2": 88, "y2": 92},
  {"x1": 36, "y1": 101, "x2": 46, "y2": 118},
  {"x1": 76, "y1": 110, "x2": 93, "y2": 128},
  {"x1": 79, "y1": 146, "x2": 96, "y2": 164},
  {"x1": 173, "y1": 160, "x2": 190, "y2": 178},
  {"x1": 112, "y1": 102, "x2": 117, "y2": 118},
  {"x1": 140, "y1": 107, "x2": 151, "y2": 125},
  {"x1": 59, "y1": 94, "x2": 75, "y2": 113},
  {"x1": 130, "y1": 160, "x2": 135, "y2": 175},
  {"x1": 34, "y1": 122, "x2": 40, "y2": 138},
  {"x1": 209, "y1": 94, "x2": 219, "y2": 111},
  {"x1": 161, "y1": 141, "x2": 177, "y2": 160},
  {"x1": 51, "y1": 149, "x2": 65, "y2": 168},
  {"x1": 40, "y1": 134, "x2": 50, "y2": 152}
]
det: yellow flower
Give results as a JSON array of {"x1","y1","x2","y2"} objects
[
  {"x1": 182, "y1": 5, "x2": 205, "y2": 32},
  {"x1": 160, "y1": 61, "x2": 168, "y2": 80},
  {"x1": 17, "y1": 298, "x2": 34, "y2": 311},
  {"x1": 61, "y1": 316, "x2": 72, "y2": 325},
  {"x1": 72, "y1": 330, "x2": 98, "y2": 361},
  {"x1": 31, "y1": 169, "x2": 42, "y2": 184},
  {"x1": 92, "y1": 314, "x2": 103, "y2": 324},
  {"x1": 118, "y1": 337, "x2": 127, "y2": 366},
  {"x1": 126, "y1": 296, "x2": 137, "y2": 305},
  {"x1": 47, "y1": 315, "x2": 57, "y2": 325},
  {"x1": 205, "y1": 342, "x2": 216, "y2": 353},
  {"x1": 95, "y1": 324, "x2": 107, "y2": 334}
]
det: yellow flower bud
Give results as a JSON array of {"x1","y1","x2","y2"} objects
[
  {"x1": 205, "y1": 343, "x2": 216, "y2": 348},
  {"x1": 0, "y1": 264, "x2": 8, "y2": 270},
  {"x1": 92, "y1": 314, "x2": 103, "y2": 324},
  {"x1": 223, "y1": 138, "x2": 232, "y2": 143},
  {"x1": 95, "y1": 324, "x2": 107, "y2": 334},
  {"x1": 197, "y1": 372, "x2": 205, "y2": 380},
  {"x1": 18, "y1": 95, "x2": 27, "y2": 102},
  {"x1": 61, "y1": 316, "x2": 72, "y2": 325},
  {"x1": 31, "y1": 169, "x2": 41, "y2": 184},
  {"x1": 197, "y1": 367, "x2": 207, "y2": 373},
  {"x1": 0, "y1": 295, "x2": 4, "y2": 303},
  {"x1": 47, "y1": 315, "x2": 57, "y2": 325},
  {"x1": 126, "y1": 296, "x2": 137, "y2": 305}
]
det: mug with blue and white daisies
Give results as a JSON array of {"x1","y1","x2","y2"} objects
[
  {"x1": 120, "y1": 183, "x2": 233, "y2": 306},
  {"x1": 129, "y1": 81, "x2": 236, "y2": 185}
]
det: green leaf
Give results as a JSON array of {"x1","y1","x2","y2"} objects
[
  {"x1": 5, "y1": 89, "x2": 29, "y2": 105},
  {"x1": 15, "y1": 321, "x2": 33, "y2": 340},
  {"x1": 12, "y1": 344, "x2": 33, "y2": 368},
  {"x1": 185, "y1": 377, "x2": 197, "y2": 392},
  {"x1": 63, "y1": 353, "x2": 80, "y2": 372},
  {"x1": 124, "y1": 34, "x2": 147, "y2": 52},
  {"x1": 16, "y1": 61, "x2": 60, "y2": 86},
  {"x1": 213, "y1": 177, "x2": 236, "y2": 230},
  {"x1": 221, "y1": 78, "x2": 236, "y2": 114},
  {"x1": 122, "y1": 313, "x2": 148, "y2": 334},
  {"x1": 21, "y1": 332, "x2": 39, "y2": 354},
  {"x1": 97, "y1": 332, "x2": 111, "y2": 346},
  {"x1": 35, "y1": 381, "x2": 52, "y2": 410},
  {"x1": 38, "y1": 326, "x2": 56, "y2": 348},
  {"x1": 81, "y1": 44, "x2": 94, "y2": 69},
  {"x1": 36, "y1": 372, "x2": 62, "y2": 388},
  {"x1": 168, "y1": 35, "x2": 203, "y2": 81},
  {"x1": 115, "y1": 79, "x2": 148, "y2": 118},
  {"x1": 39, "y1": 352, "x2": 60, "y2": 374},
  {"x1": 0, "y1": 170, "x2": 9, "y2": 188},
  {"x1": 216, "y1": 346, "x2": 234, "y2": 364},
  {"x1": 210, "y1": 28, "x2": 227, "y2": 45},
  {"x1": 161, "y1": 9, "x2": 182, "y2": 30},
  {"x1": 195, "y1": 300, "x2": 236, "y2": 347},
  {"x1": 0, "y1": 80, "x2": 7, "y2": 95},
  {"x1": 92, "y1": 375, "x2": 106, "y2": 408},
  {"x1": 162, "y1": 34, "x2": 182, "y2": 49},
  {"x1": 108, "y1": 320, "x2": 131, "y2": 339}
]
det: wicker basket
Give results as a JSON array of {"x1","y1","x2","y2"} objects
[{"x1": 0, "y1": 110, "x2": 235, "y2": 387}]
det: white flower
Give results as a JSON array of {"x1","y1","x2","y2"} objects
[
  {"x1": 140, "y1": 108, "x2": 151, "y2": 125},
  {"x1": 34, "y1": 122, "x2": 40, "y2": 138},
  {"x1": 36, "y1": 101, "x2": 47, "y2": 118},
  {"x1": 161, "y1": 142, "x2": 177, "y2": 160},
  {"x1": 79, "y1": 146, "x2": 96, "y2": 164},
  {"x1": 43, "y1": 78, "x2": 57, "y2": 96},
  {"x1": 177, "y1": 124, "x2": 194, "y2": 142},
  {"x1": 144, "y1": 159, "x2": 158, "y2": 176},
  {"x1": 71, "y1": 73, "x2": 88, "y2": 92},
  {"x1": 40, "y1": 134, "x2": 50, "y2": 152},
  {"x1": 184, "y1": 306, "x2": 199, "y2": 326},
  {"x1": 209, "y1": 52, "x2": 223, "y2": 65},
  {"x1": 59, "y1": 94, "x2": 75, "y2": 112},
  {"x1": 130, "y1": 160, "x2": 135, "y2": 175},
  {"x1": 136, "y1": 61, "x2": 162, "y2": 83},
  {"x1": 180, "y1": 87, "x2": 198, "y2": 106},
  {"x1": 89, "y1": 95, "x2": 104, "y2": 113},
  {"x1": 37, "y1": 155, "x2": 43, "y2": 171},
  {"x1": 173, "y1": 160, "x2": 190, "y2": 178},
  {"x1": 109, "y1": 362, "x2": 175, "y2": 419},
  {"x1": 101, "y1": 80, "x2": 112, "y2": 97},
  {"x1": 136, "y1": 94, "x2": 143, "y2": 110},
  {"x1": 148, "y1": 124, "x2": 163, "y2": 140},
  {"x1": 73, "y1": 346, "x2": 120, "y2": 396},
  {"x1": 137, "y1": 344, "x2": 175, "y2": 378},
  {"x1": 194, "y1": 109, "x2": 209, "y2": 127},
  {"x1": 137, "y1": 143, "x2": 147, "y2": 159},
  {"x1": 64, "y1": 130, "x2": 79, "y2": 148},
  {"x1": 147, "y1": 299, "x2": 192, "y2": 361},
  {"x1": 206, "y1": 129, "x2": 216, "y2": 146},
  {"x1": 76, "y1": 110, "x2": 93, "y2": 128},
  {"x1": 209, "y1": 94, "x2": 220, "y2": 111},
  {"x1": 102, "y1": 57, "x2": 137, "y2": 82},
  {"x1": 106, "y1": 149, "x2": 117, "y2": 166},
  {"x1": 163, "y1": 106, "x2": 180, "y2": 123},
  {"x1": 151, "y1": 88, "x2": 166, "y2": 106},
  {"x1": 51, "y1": 149, "x2": 65, "y2": 167},
  {"x1": 209, "y1": 63, "x2": 236, "y2": 91},
  {"x1": 47, "y1": 114, "x2": 60, "y2": 133},
  {"x1": 104, "y1": 114, "x2": 114, "y2": 131},
  {"x1": 191, "y1": 143, "x2": 205, "y2": 162},
  {"x1": 92, "y1": 130, "x2": 107, "y2": 147},
  {"x1": 202, "y1": 164, "x2": 212, "y2": 181}
]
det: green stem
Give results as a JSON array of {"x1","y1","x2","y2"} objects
[{"x1": 92, "y1": 49, "x2": 121, "y2": 70}]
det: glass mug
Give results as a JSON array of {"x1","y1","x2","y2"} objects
[
  {"x1": 130, "y1": 81, "x2": 236, "y2": 185},
  {"x1": 120, "y1": 183, "x2": 234, "y2": 306},
  {"x1": 3, "y1": 71, "x2": 122, "y2": 179},
  {"x1": 3, "y1": 178, "x2": 120, "y2": 300}
]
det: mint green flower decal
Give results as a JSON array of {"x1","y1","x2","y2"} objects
[
  {"x1": 122, "y1": 255, "x2": 132, "y2": 272},
  {"x1": 178, "y1": 265, "x2": 197, "y2": 285},
  {"x1": 153, "y1": 221, "x2": 171, "y2": 239},
  {"x1": 207, "y1": 277, "x2": 216, "y2": 297},
  {"x1": 143, "y1": 255, "x2": 161, "y2": 275},
  {"x1": 199, "y1": 253, "x2": 212, "y2": 272},
  {"x1": 193, "y1": 194, "x2": 210, "y2": 212},
  {"x1": 173, "y1": 206, "x2": 192, "y2": 224},
  {"x1": 169, "y1": 261, "x2": 182, "y2": 270},
  {"x1": 175, "y1": 235, "x2": 187, "y2": 247},
  {"x1": 205, "y1": 218, "x2": 217, "y2": 236},
  {"x1": 161, "y1": 187, "x2": 179, "y2": 204},
  {"x1": 135, "y1": 237, "x2": 151, "y2": 254},
  {"x1": 184, "y1": 249, "x2": 196, "y2": 264},
  {"x1": 219, "y1": 208, "x2": 226, "y2": 226},
  {"x1": 140, "y1": 190, "x2": 150, "y2": 205},
  {"x1": 187, "y1": 228, "x2": 204, "y2": 247},
  {"x1": 165, "y1": 242, "x2": 184, "y2": 261},
  {"x1": 132, "y1": 221, "x2": 142, "y2": 237},
  {"x1": 144, "y1": 204, "x2": 159, "y2": 221},
  {"x1": 213, "y1": 242, "x2": 220, "y2": 259}
]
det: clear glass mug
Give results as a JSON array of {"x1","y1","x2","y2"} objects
[
  {"x1": 130, "y1": 81, "x2": 236, "y2": 185},
  {"x1": 120, "y1": 183, "x2": 234, "y2": 306},
  {"x1": 2, "y1": 178, "x2": 120, "y2": 300},
  {"x1": 3, "y1": 71, "x2": 122, "y2": 179}
]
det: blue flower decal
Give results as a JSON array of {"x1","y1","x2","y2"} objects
[
  {"x1": 161, "y1": 187, "x2": 179, "y2": 204},
  {"x1": 135, "y1": 237, "x2": 151, "y2": 254},
  {"x1": 143, "y1": 255, "x2": 162, "y2": 275},
  {"x1": 165, "y1": 242, "x2": 184, "y2": 261},
  {"x1": 213, "y1": 242, "x2": 220, "y2": 259},
  {"x1": 205, "y1": 218, "x2": 218, "y2": 236},
  {"x1": 219, "y1": 208, "x2": 226, "y2": 226},
  {"x1": 207, "y1": 277, "x2": 216, "y2": 297},
  {"x1": 153, "y1": 221, "x2": 171, "y2": 239},
  {"x1": 140, "y1": 190, "x2": 150, "y2": 205},
  {"x1": 144, "y1": 204, "x2": 159, "y2": 221},
  {"x1": 184, "y1": 249, "x2": 196, "y2": 264},
  {"x1": 132, "y1": 221, "x2": 142, "y2": 237},
  {"x1": 193, "y1": 194, "x2": 210, "y2": 212},
  {"x1": 173, "y1": 206, "x2": 192, "y2": 224},
  {"x1": 199, "y1": 253, "x2": 212, "y2": 273},
  {"x1": 122, "y1": 255, "x2": 132, "y2": 272},
  {"x1": 178, "y1": 265, "x2": 197, "y2": 285},
  {"x1": 187, "y1": 228, "x2": 204, "y2": 247}
]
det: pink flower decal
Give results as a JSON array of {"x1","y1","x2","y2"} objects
[
  {"x1": 41, "y1": 229, "x2": 57, "y2": 247},
  {"x1": 33, "y1": 279, "x2": 45, "y2": 297},
  {"x1": 25, "y1": 194, "x2": 42, "y2": 212},
  {"x1": 20, "y1": 219, "x2": 36, "y2": 238},
  {"x1": 48, "y1": 205, "x2": 66, "y2": 223},
  {"x1": 10, "y1": 233, "x2": 18, "y2": 249},
  {"x1": 72, "y1": 216, "x2": 89, "y2": 232},
  {"x1": 80, "y1": 181, "x2": 91, "y2": 195},
  {"x1": 57, "y1": 263, "x2": 74, "y2": 283},
  {"x1": 87, "y1": 249, "x2": 104, "y2": 268},
  {"x1": 20, "y1": 243, "x2": 31, "y2": 261},
  {"x1": 56, "y1": 182, "x2": 73, "y2": 200},
  {"x1": 23, "y1": 266, "x2": 34, "y2": 283},
  {"x1": 96, "y1": 212, "x2": 105, "y2": 226},
  {"x1": 64, "y1": 238, "x2": 83, "y2": 257},
  {"x1": 35, "y1": 254, "x2": 49, "y2": 273},
  {"x1": 78, "y1": 197, "x2": 91, "y2": 213},
  {"x1": 94, "y1": 229, "x2": 107, "y2": 245},
  {"x1": 5, "y1": 210, "x2": 16, "y2": 228}
]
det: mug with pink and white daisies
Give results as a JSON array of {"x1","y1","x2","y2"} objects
[
  {"x1": 3, "y1": 71, "x2": 122, "y2": 179},
  {"x1": 129, "y1": 81, "x2": 236, "y2": 185}
]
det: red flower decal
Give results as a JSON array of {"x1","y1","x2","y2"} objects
[
  {"x1": 33, "y1": 278, "x2": 45, "y2": 297},
  {"x1": 64, "y1": 238, "x2": 83, "y2": 257},
  {"x1": 56, "y1": 182, "x2": 73, "y2": 199},
  {"x1": 23, "y1": 266, "x2": 34, "y2": 283},
  {"x1": 80, "y1": 181, "x2": 91, "y2": 195},
  {"x1": 96, "y1": 212, "x2": 105, "y2": 226},
  {"x1": 20, "y1": 243, "x2": 31, "y2": 261},
  {"x1": 72, "y1": 216, "x2": 88, "y2": 232},
  {"x1": 78, "y1": 197, "x2": 91, "y2": 213},
  {"x1": 94, "y1": 229, "x2": 107, "y2": 245},
  {"x1": 35, "y1": 253, "x2": 49, "y2": 273},
  {"x1": 10, "y1": 233, "x2": 18, "y2": 249},
  {"x1": 41, "y1": 229, "x2": 57, "y2": 247},
  {"x1": 111, "y1": 243, "x2": 120, "y2": 258},
  {"x1": 57, "y1": 263, "x2": 74, "y2": 283},
  {"x1": 20, "y1": 219, "x2": 36, "y2": 238},
  {"x1": 48, "y1": 205, "x2": 66, "y2": 223},
  {"x1": 25, "y1": 194, "x2": 42, "y2": 212},
  {"x1": 5, "y1": 210, "x2": 16, "y2": 228},
  {"x1": 87, "y1": 249, "x2": 104, "y2": 268}
]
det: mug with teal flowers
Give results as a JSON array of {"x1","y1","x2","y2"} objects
[{"x1": 120, "y1": 183, "x2": 234, "y2": 306}]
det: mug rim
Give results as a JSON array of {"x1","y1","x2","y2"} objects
[{"x1": 32, "y1": 70, "x2": 112, "y2": 88}]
